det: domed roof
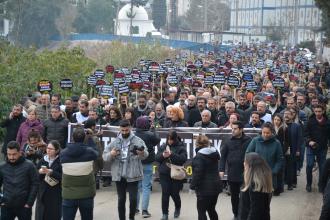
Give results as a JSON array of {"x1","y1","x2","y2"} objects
[{"x1": 118, "y1": 4, "x2": 149, "y2": 21}]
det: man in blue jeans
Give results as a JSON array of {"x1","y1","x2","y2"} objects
[
  {"x1": 60, "y1": 127, "x2": 98, "y2": 220},
  {"x1": 305, "y1": 105, "x2": 330, "y2": 192},
  {"x1": 134, "y1": 116, "x2": 160, "y2": 218}
]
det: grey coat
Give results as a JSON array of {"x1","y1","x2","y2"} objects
[{"x1": 103, "y1": 133, "x2": 148, "y2": 182}]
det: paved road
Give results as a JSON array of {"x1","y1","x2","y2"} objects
[{"x1": 71, "y1": 170, "x2": 323, "y2": 220}]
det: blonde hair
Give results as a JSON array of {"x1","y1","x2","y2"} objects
[
  {"x1": 242, "y1": 153, "x2": 273, "y2": 193},
  {"x1": 170, "y1": 106, "x2": 184, "y2": 120}
]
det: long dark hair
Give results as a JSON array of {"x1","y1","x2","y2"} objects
[{"x1": 166, "y1": 130, "x2": 181, "y2": 145}]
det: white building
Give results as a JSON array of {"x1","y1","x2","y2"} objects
[
  {"x1": 115, "y1": 3, "x2": 156, "y2": 37},
  {"x1": 229, "y1": 0, "x2": 322, "y2": 45},
  {"x1": 177, "y1": 0, "x2": 190, "y2": 17}
]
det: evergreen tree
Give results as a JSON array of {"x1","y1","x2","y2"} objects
[
  {"x1": 152, "y1": 0, "x2": 166, "y2": 31},
  {"x1": 315, "y1": 0, "x2": 330, "y2": 43}
]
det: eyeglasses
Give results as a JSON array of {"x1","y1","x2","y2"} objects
[{"x1": 47, "y1": 147, "x2": 56, "y2": 151}]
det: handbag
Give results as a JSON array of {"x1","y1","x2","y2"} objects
[
  {"x1": 167, "y1": 158, "x2": 187, "y2": 180},
  {"x1": 44, "y1": 174, "x2": 59, "y2": 187}
]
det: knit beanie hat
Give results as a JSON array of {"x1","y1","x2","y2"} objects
[{"x1": 135, "y1": 116, "x2": 150, "y2": 130}]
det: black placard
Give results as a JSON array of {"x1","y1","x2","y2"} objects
[
  {"x1": 213, "y1": 72, "x2": 226, "y2": 85},
  {"x1": 99, "y1": 85, "x2": 113, "y2": 98},
  {"x1": 60, "y1": 79, "x2": 73, "y2": 89},
  {"x1": 204, "y1": 76, "x2": 214, "y2": 86},
  {"x1": 87, "y1": 75, "x2": 97, "y2": 85},
  {"x1": 242, "y1": 72, "x2": 253, "y2": 82},
  {"x1": 37, "y1": 80, "x2": 52, "y2": 94},
  {"x1": 272, "y1": 77, "x2": 285, "y2": 89},
  {"x1": 246, "y1": 81, "x2": 259, "y2": 91},
  {"x1": 167, "y1": 75, "x2": 178, "y2": 87},
  {"x1": 118, "y1": 83, "x2": 130, "y2": 95},
  {"x1": 94, "y1": 69, "x2": 105, "y2": 78},
  {"x1": 227, "y1": 75, "x2": 241, "y2": 88}
]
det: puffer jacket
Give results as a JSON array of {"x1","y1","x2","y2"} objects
[
  {"x1": 0, "y1": 157, "x2": 39, "y2": 208},
  {"x1": 155, "y1": 141, "x2": 187, "y2": 176},
  {"x1": 43, "y1": 116, "x2": 69, "y2": 148},
  {"x1": 103, "y1": 133, "x2": 148, "y2": 182},
  {"x1": 60, "y1": 138, "x2": 98, "y2": 200},
  {"x1": 16, "y1": 119, "x2": 44, "y2": 148},
  {"x1": 190, "y1": 147, "x2": 222, "y2": 196}
]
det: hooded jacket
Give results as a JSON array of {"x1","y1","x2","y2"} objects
[
  {"x1": 103, "y1": 133, "x2": 148, "y2": 182},
  {"x1": 60, "y1": 138, "x2": 98, "y2": 200},
  {"x1": 190, "y1": 147, "x2": 222, "y2": 196},
  {"x1": 16, "y1": 119, "x2": 44, "y2": 148},
  {"x1": 246, "y1": 135, "x2": 283, "y2": 174},
  {"x1": 0, "y1": 156, "x2": 39, "y2": 208}
]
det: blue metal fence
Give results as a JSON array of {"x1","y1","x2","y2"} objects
[{"x1": 51, "y1": 34, "x2": 232, "y2": 52}]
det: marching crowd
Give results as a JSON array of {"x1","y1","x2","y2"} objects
[{"x1": 0, "y1": 43, "x2": 330, "y2": 220}]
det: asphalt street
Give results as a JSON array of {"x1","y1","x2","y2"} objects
[{"x1": 74, "y1": 170, "x2": 323, "y2": 220}]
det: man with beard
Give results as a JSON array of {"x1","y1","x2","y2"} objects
[
  {"x1": 0, "y1": 104, "x2": 26, "y2": 155},
  {"x1": 35, "y1": 94, "x2": 51, "y2": 122},
  {"x1": 103, "y1": 120, "x2": 148, "y2": 220},
  {"x1": 187, "y1": 97, "x2": 207, "y2": 127},
  {"x1": 219, "y1": 121, "x2": 252, "y2": 219},
  {"x1": 282, "y1": 109, "x2": 303, "y2": 190},
  {"x1": 245, "y1": 111, "x2": 264, "y2": 128},
  {"x1": 133, "y1": 95, "x2": 151, "y2": 121},
  {"x1": 297, "y1": 94, "x2": 313, "y2": 119},
  {"x1": 154, "y1": 103, "x2": 166, "y2": 128},
  {"x1": 161, "y1": 91, "x2": 175, "y2": 110},
  {"x1": 64, "y1": 98, "x2": 74, "y2": 122},
  {"x1": 71, "y1": 99, "x2": 89, "y2": 124},
  {"x1": 256, "y1": 101, "x2": 272, "y2": 123},
  {"x1": 266, "y1": 94, "x2": 284, "y2": 115},
  {"x1": 305, "y1": 105, "x2": 330, "y2": 192},
  {"x1": 281, "y1": 97, "x2": 307, "y2": 125},
  {"x1": 0, "y1": 141, "x2": 39, "y2": 220},
  {"x1": 207, "y1": 97, "x2": 219, "y2": 124}
]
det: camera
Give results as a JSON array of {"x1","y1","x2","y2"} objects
[{"x1": 131, "y1": 146, "x2": 145, "y2": 155}]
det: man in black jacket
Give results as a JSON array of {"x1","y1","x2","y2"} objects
[
  {"x1": 187, "y1": 97, "x2": 207, "y2": 127},
  {"x1": 134, "y1": 116, "x2": 160, "y2": 218},
  {"x1": 305, "y1": 104, "x2": 330, "y2": 192},
  {"x1": 0, "y1": 104, "x2": 26, "y2": 155},
  {"x1": 43, "y1": 105, "x2": 69, "y2": 148},
  {"x1": 219, "y1": 121, "x2": 252, "y2": 219},
  {"x1": 0, "y1": 141, "x2": 39, "y2": 220}
]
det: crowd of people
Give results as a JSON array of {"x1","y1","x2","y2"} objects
[{"x1": 0, "y1": 43, "x2": 330, "y2": 220}]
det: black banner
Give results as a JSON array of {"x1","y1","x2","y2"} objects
[{"x1": 68, "y1": 124, "x2": 260, "y2": 178}]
